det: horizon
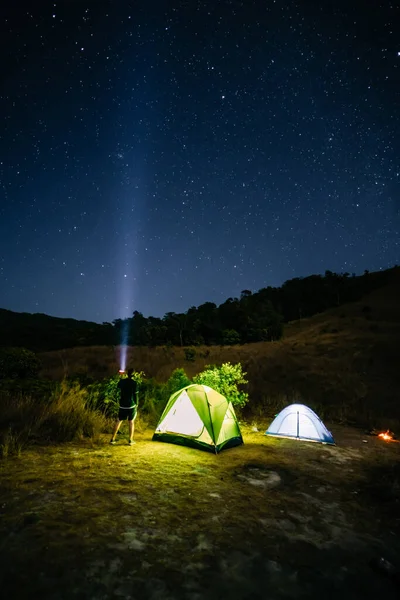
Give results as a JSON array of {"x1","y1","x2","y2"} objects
[{"x1": 0, "y1": 263, "x2": 396, "y2": 325}]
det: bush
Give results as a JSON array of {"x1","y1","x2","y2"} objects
[
  {"x1": 221, "y1": 329, "x2": 241, "y2": 345},
  {"x1": 138, "y1": 377, "x2": 166, "y2": 421},
  {"x1": 193, "y1": 362, "x2": 249, "y2": 408},
  {"x1": 0, "y1": 347, "x2": 41, "y2": 379},
  {"x1": 164, "y1": 368, "x2": 192, "y2": 397},
  {"x1": 184, "y1": 347, "x2": 196, "y2": 362}
]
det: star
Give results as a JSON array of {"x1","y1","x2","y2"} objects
[{"x1": 0, "y1": 1, "x2": 397, "y2": 324}]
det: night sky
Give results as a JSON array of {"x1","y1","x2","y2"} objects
[{"x1": 0, "y1": 1, "x2": 399, "y2": 323}]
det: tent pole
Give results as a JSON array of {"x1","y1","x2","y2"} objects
[{"x1": 205, "y1": 389, "x2": 217, "y2": 453}]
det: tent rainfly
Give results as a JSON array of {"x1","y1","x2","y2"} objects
[
  {"x1": 265, "y1": 403, "x2": 335, "y2": 445},
  {"x1": 152, "y1": 384, "x2": 243, "y2": 453}
]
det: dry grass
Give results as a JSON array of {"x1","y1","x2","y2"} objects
[
  {"x1": 0, "y1": 382, "x2": 107, "y2": 457},
  {"x1": 38, "y1": 276, "x2": 400, "y2": 430},
  {"x1": 39, "y1": 381, "x2": 108, "y2": 443},
  {"x1": 0, "y1": 424, "x2": 399, "y2": 599}
]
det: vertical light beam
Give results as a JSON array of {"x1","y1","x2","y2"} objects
[{"x1": 119, "y1": 318, "x2": 129, "y2": 372}]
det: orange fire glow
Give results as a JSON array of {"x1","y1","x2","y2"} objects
[{"x1": 378, "y1": 430, "x2": 393, "y2": 442}]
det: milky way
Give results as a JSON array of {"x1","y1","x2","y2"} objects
[{"x1": 0, "y1": 1, "x2": 398, "y2": 322}]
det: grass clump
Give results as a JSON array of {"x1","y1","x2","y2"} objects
[
  {"x1": 39, "y1": 380, "x2": 107, "y2": 443},
  {"x1": 0, "y1": 380, "x2": 107, "y2": 457},
  {"x1": 0, "y1": 426, "x2": 28, "y2": 458},
  {"x1": 0, "y1": 392, "x2": 43, "y2": 458}
]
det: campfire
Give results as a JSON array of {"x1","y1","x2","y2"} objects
[{"x1": 378, "y1": 430, "x2": 394, "y2": 442}]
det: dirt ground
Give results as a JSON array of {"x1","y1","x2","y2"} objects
[{"x1": 0, "y1": 423, "x2": 399, "y2": 600}]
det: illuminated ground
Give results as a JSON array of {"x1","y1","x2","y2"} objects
[{"x1": 0, "y1": 424, "x2": 399, "y2": 599}]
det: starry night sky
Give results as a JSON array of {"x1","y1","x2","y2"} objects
[{"x1": 0, "y1": 1, "x2": 399, "y2": 323}]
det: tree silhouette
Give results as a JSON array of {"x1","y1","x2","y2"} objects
[{"x1": 1, "y1": 266, "x2": 397, "y2": 351}]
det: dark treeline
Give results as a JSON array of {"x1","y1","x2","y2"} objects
[{"x1": 0, "y1": 267, "x2": 397, "y2": 352}]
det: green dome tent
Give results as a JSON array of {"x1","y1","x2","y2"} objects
[{"x1": 152, "y1": 384, "x2": 244, "y2": 453}]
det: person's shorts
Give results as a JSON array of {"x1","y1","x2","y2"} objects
[{"x1": 118, "y1": 406, "x2": 137, "y2": 421}]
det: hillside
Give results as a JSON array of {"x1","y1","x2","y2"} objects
[
  {"x1": 39, "y1": 270, "x2": 400, "y2": 429},
  {"x1": 1, "y1": 267, "x2": 397, "y2": 351},
  {"x1": 0, "y1": 309, "x2": 114, "y2": 351}
]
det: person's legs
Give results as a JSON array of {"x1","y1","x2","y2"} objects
[
  {"x1": 111, "y1": 420, "x2": 123, "y2": 442},
  {"x1": 128, "y1": 419, "x2": 135, "y2": 442}
]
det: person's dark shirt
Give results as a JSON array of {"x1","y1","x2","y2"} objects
[{"x1": 117, "y1": 378, "x2": 138, "y2": 408}]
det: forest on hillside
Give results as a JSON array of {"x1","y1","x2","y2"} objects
[{"x1": 0, "y1": 267, "x2": 397, "y2": 352}]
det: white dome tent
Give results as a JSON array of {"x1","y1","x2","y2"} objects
[{"x1": 265, "y1": 403, "x2": 335, "y2": 445}]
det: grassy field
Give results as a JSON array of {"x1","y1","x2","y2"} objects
[
  {"x1": 0, "y1": 423, "x2": 399, "y2": 599},
  {"x1": 38, "y1": 271, "x2": 400, "y2": 429},
  {"x1": 1, "y1": 272, "x2": 398, "y2": 597}
]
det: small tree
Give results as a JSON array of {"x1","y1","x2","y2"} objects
[
  {"x1": 221, "y1": 329, "x2": 241, "y2": 345},
  {"x1": 165, "y1": 368, "x2": 192, "y2": 397},
  {"x1": 193, "y1": 362, "x2": 249, "y2": 408},
  {"x1": 184, "y1": 347, "x2": 196, "y2": 362},
  {"x1": 0, "y1": 347, "x2": 41, "y2": 379}
]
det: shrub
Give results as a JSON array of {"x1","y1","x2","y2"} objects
[
  {"x1": 139, "y1": 377, "x2": 166, "y2": 421},
  {"x1": 221, "y1": 329, "x2": 241, "y2": 345},
  {"x1": 184, "y1": 347, "x2": 196, "y2": 362},
  {"x1": 0, "y1": 347, "x2": 41, "y2": 379},
  {"x1": 164, "y1": 368, "x2": 192, "y2": 397},
  {"x1": 193, "y1": 362, "x2": 249, "y2": 408}
]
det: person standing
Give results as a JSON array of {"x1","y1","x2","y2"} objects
[{"x1": 110, "y1": 368, "x2": 138, "y2": 445}]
